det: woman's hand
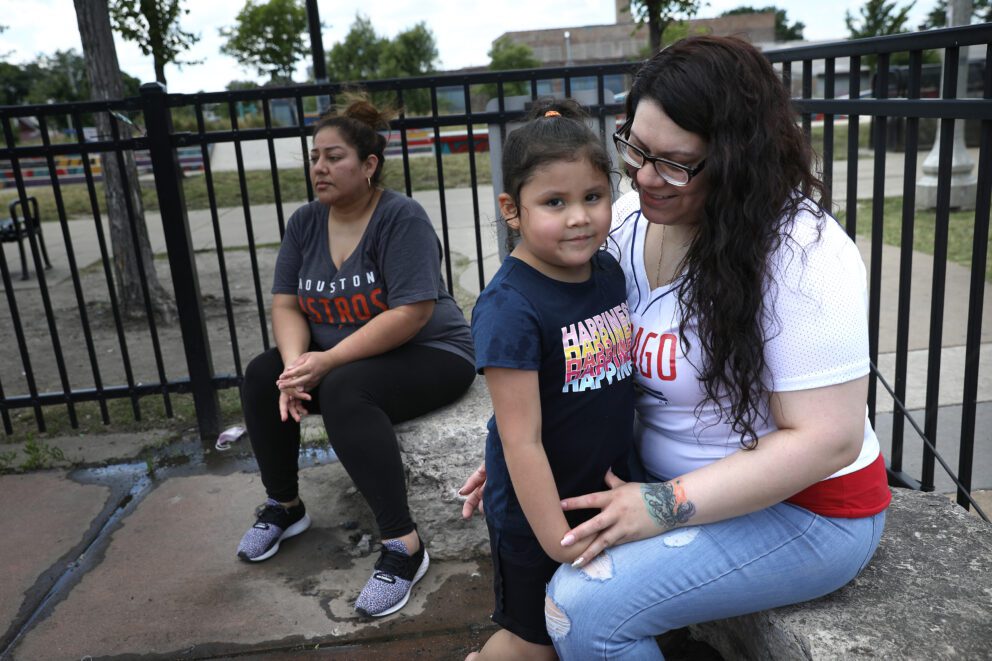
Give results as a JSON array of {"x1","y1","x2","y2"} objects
[
  {"x1": 276, "y1": 351, "x2": 334, "y2": 394},
  {"x1": 458, "y1": 462, "x2": 486, "y2": 519},
  {"x1": 559, "y1": 469, "x2": 666, "y2": 567},
  {"x1": 278, "y1": 390, "x2": 309, "y2": 423}
]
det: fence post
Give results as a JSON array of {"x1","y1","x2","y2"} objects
[{"x1": 140, "y1": 82, "x2": 220, "y2": 442}]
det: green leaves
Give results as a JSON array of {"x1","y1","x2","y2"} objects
[
  {"x1": 109, "y1": 0, "x2": 200, "y2": 85},
  {"x1": 219, "y1": 0, "x2": 310, "y2": 82}
]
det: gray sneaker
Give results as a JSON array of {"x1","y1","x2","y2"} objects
[
  {"x1": 354, "y1": 539, "x2": 429, "y2": 617},
  {"x1": 237, "y1": 498, "x2": 311, "y2": 562}
]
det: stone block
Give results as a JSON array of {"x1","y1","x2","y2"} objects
[
  {"x1": 690, "y1": 488, "x2": 992, "y2": 660},
  {"x1": 395, "y1": 378, "x2": 491, "y2": 561}
]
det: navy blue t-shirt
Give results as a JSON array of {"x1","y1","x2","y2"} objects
[{"x1": 472, "y1": 252, "x2": 636, "y2": 534}]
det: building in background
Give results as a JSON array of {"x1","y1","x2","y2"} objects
[{"x1": 496, "y1": 0, "x2": 776, "y2": 68}]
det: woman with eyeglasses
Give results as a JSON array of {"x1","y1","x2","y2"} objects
[{"x1": 461, "y1": 35, "x2": 891, "y2": 658}]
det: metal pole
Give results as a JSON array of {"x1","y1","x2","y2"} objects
[
  {"x1": 306, "y1": 0, "x2": 331, "y2": 115},
  {"x1": 139, "y1": 82, "x2": 220, "y2": 442},
  {"x1": 916, "y1": 0, "x2": 977, "y2": 209}
]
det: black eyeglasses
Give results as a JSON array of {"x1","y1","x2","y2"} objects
[{"x1": 613, "y1": 131, "x2": 706, "y2": 187}]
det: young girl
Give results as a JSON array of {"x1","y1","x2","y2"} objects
[{"x1": 467, "y1": 100, "x2": 636, "y2": 659}]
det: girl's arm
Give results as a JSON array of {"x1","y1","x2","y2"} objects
[
  {"x1": 561, "y1": 375, "x2": 868, "y2": 565},
  {"x1": 487, "y1": 367, "x2": 593, "y2": 565},
  {"x1": 275, "y1": 298, "x2": 435, "y2": 394}
]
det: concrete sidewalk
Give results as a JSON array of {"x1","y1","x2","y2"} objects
[{"x1": 0, "y1": 446, "x2": 500, "y2": 660}]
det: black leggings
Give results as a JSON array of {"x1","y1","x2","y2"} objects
[{"x1": 241, "y1": 344, "x2": 475, "y2": 539}]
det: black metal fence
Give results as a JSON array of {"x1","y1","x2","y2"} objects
[{"x1": 1, "y1": 25, "x2": 989, "y2": 518}]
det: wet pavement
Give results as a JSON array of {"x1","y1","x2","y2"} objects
[{"x1": 0, "y1": 441, "x2": 501, "y2": 660}]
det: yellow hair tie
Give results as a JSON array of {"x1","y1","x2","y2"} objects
[{"x1": 544, "y1": 110, "x2": 562, "y2": 117}]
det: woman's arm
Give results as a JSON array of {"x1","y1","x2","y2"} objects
[
  {"x1": 560, "y1": 375, "x2": 868, "y2": 565},
  {"x1": 487, "y1": 367, "x2": 592, "y2": 565},
  {"x1": 275, "y1": 299, "x2": 435, "y2": 394},
  {"x1": 272, "y1": 294, "x2": 311, "y2": 366}
]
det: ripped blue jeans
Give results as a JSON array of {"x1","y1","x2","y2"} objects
[{"x1": 545, "y1": 503, "x2": 886, "y2": 660}]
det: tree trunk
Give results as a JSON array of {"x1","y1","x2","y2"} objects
[
  {"x1": 73, "y1": 0, "x2": 173, "y2": 321},
  {"x1": 649, "y1": 11, "x2": 662, "y2": 53}
]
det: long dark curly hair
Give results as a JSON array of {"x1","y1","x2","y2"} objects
[{"x1": 625, "y1": 35, "x2": 827, "y2": 448}]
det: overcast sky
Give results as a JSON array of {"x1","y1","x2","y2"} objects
[{"x1": 0, "y1": 0, "x2": 936, "y2": 94}]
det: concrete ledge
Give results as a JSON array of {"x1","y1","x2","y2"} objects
[
  {"x1": 690, "y1": 488, "x2": 992, "y2": 660},
  {"x1": 394, "y1": 377, "x2": 491, "y2": 561}
]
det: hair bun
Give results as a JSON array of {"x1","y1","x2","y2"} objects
[
  {"x1": 527, "y1": 97, "x2": 587, "y2": 122},
  {"x1": 336, "y1": 90, "x2": 395, "y2": 131}
]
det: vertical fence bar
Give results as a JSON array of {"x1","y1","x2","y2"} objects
[
  {"x1": 0, "y1": 221, "x2": 42, "y2": 431},
  {"x1": 262, "y1": 98, "x2": 287, "y2": 238},
  {"x1": 296, "y1": 94, "x2": 314, "y2": 204},
  {"x1": 921, "y1": 47, "x2": 960, "y2": 490},
  {"x1": 39, "y1": 114, "x2": 110, "y2": 424},
  {"x1": 396, "y1": 87, "x2": 414, "y2": 198},
  {"x1": 845, "y1": 55, "x2": 862, "y2": 239},
  {"x1": 107, "y1": 107, "x2": 173, "y2": 418},
  {"x1": 140, "y1": 83, "x2": 220, "y2": 441},
  {"x1": 195, "y1": 103, "x2": 243, "y2": 379},
  {"x1": 462, "y1": 81, "x2": 485, "y2": 291},
  {"x1": 71, "y1": 110, "x2": 141, "y2": 421},
  {"x1": 956, "y1": 42, "x2": 992, "y2": 508},
  {"x1": 428, "y1": 82, "x2": 454, "y2": 293},
  {"x1": 226, "y1": 98, "x2": 270, "y2": 351},
  {"x1": 823, "y1": 58, "x2": 835, "y2": 211},
  {"x1": 802, "y1": 60, "x2": 813, "y2": 140},
  {"x1": 890, "y1": 50, "x2": 923, "y2": 478},
  {"x1": 867, "y1": 53, "x2": 890, "y2": 423},
  {"x1": 2, "y1": 115, "x2": 76, "y2": 428}
]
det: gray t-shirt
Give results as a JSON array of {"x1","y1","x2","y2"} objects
[{"x1": 272, "y1": 189, "x2": 474, "y2": 364}]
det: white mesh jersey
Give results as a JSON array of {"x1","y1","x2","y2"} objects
[{"x1": 607, "y1": 191, "x2": 880, "y2": 481}]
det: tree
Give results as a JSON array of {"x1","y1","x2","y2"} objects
[
  {"x1": 720, "y1": 6, "x2": 806, "y2": 41},
  {"x1": 325, "y1": 15, "x2": 388, "y2": 83},
  {"x1": 0, "y1": 62, "x2": 32, "y2": 105},
  {"x1": 109, "y1": 0, "x2": 200, "y2": 85},
  {"x1": 919, "y1": 0, "x2": 992, "y2": 28},
  {"x1": 73, "y1": 0, "x2": 172, "y2": 320},
  {"x1": 380, "y1": 23, "x2": 439, "y2": 79},
  {"x1": 486, "y1": 36, "x2": 540, "y2": 96},
  {"x1": 627, "y1": 0, "x2": 703, "y2": 53},
  {"x1": 219, "y1": 0, "x2": 310, "y2": 82},
  {"x1": 325, "y1": 15, "x2": 440, "y2": 114},
  {"x1": 846, "y1": 0, "x2": 916, "y2": 39}
]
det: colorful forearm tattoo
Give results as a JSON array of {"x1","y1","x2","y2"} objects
[{"x1": 641, "y1": 480, "x2": 697, "y2": 529}]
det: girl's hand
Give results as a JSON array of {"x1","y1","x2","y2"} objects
[
  {"x1": 458, "y1": 462, "x2": 486, "y2": 519},
  {"x1": 559, "y1": 469, "x2": 665, "y2": 567},
  {"x1": 276, "y1": 351, "x2": 333, "y2": 394},
  {"x1": 278, "y1": 390, "x2": 308, "y2": 423}
]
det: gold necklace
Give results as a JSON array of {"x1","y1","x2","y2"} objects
[{"x1": 654, "y1": 224, "x2": 667, "y2": 288}]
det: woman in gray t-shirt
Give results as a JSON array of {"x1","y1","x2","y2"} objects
[{"x1": 236, "y1": 93, "x2": 475, "y2": 619}]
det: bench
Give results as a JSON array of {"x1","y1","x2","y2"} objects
[
  {"x1": 689, "y1": 488, "x2": 992, "y2": 660},
  {"x1": 1, "y1": 197, "x2": 52, "y2": 281}
]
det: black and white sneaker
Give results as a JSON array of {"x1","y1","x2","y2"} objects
[
  {"x1": 236, "y1": 498, "x2": 311, "y2": 562},
  {"x1": 354, "y1": 538, "x2": 430, "y2": 617}
]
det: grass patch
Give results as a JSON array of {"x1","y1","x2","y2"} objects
[
  {"x1": 1, "y1": 387, "x2": 244, "y2": 445},
  {"x1": 809, "y1": 120, "x2": 870, "y2": 159},
  {"x1": 837, "y1": 196, "x2": 990, "y2": 279},
  {"x1": 0, "y1": 152, "x2": 493, "y2": 222}
]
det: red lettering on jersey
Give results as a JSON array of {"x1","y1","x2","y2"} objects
[
  {"x1": 351, "y1": 294, "x2": 371, "y2": 320},
  {"x1": 334, "y1": 298, "x2": 355, "y2": 323},
  {"x1": 657, "y1": 333, "x2": 677, "y2": 381},
  {"x1": 319, "y1": 298, "x2": 335, "y2": 323},
  {"x1": 638, "y1": 332, "x2": 659, "y2": 378},
  {"x1": 305, "y1": 297, "x2": 322, "y2": 323},
  {"x1": 370, "y1": 288, "x2": 388, "y2": 312}
]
